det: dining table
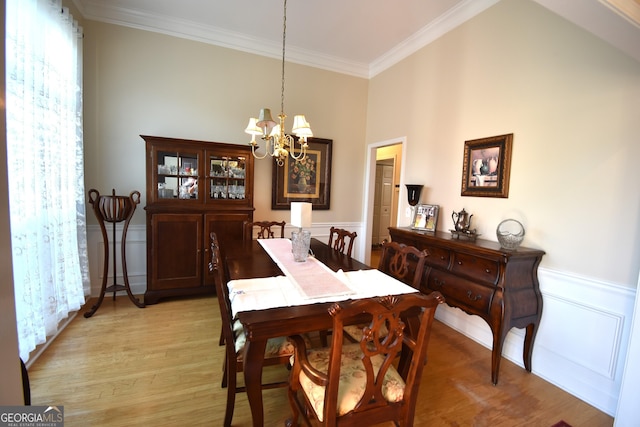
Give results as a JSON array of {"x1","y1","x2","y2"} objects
[{"x1": 222, "y1": 237, "x2": 418, "y2": 427}]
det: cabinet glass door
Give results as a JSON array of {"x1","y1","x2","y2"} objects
[
  {"x1": 157, "y1": 150, "x2": 199, "y2": 200},
  {"x1": 208, "y1": 155, "x2": 247, "y2": 201}
]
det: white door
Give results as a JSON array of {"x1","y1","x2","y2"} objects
[{"x1": 374, "y1": 163, "x2": 394, "y2": 245}]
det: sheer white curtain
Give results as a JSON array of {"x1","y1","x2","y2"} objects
[{"x1": 5, "y1": 0, "x2": 89, "y2": 362}]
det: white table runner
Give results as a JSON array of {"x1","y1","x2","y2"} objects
[
  {"x1": 257, "y1": 238, "x2": 354, "y2": 299},
  {"x1": 228, "y1": 264, "x2": 418, "y2": 316}
]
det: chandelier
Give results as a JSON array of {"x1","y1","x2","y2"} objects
[{"x1": 244, "y1": 0, "x2": 312, "y2": 166}]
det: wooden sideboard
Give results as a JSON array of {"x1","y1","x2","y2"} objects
[{"x1": 388, "y1": 227, "x2": 545, "y2": 384}]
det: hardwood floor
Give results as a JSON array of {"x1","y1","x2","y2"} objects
[{"x1": 27, "y1": 295, "x2": 613, "y2": 426}]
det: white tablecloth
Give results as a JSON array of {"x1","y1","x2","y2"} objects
[{"x1": 228, "y1": 268, "x2": 418, "y2": 317}]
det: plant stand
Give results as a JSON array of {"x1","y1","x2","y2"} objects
[{"x1": 84, "y1": 189, "x2": 145, "y2": 318}]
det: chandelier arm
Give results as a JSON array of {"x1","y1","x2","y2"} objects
[
  {"x1": 288, "y1": 136, "x2": 306, "y2": 161},
  {"x1": 250, "y1": 143, "x2": 270, "y2": 160},
  {"x1": 289, "y1": 149, "x2": 306, "y2": 161}
]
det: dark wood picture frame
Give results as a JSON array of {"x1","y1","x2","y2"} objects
[
  {"x1": 271, "y1": 137, "x2": 332, "y2": 210},
  {"x1": 461, "y1": 133, "x2": 513, "y2": 198}
]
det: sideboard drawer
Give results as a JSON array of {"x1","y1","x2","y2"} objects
[
  {"x1": 424, "y1": 245, "x2": 451, "y2": 270},
  {"x1": 450, "y1": 252, "x2": 500, "y2": 285},
  {"x1": 426, "y1": 269, "x2": 494, "y2": 315}
]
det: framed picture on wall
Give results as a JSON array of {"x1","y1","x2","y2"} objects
[
  {"x1": 271, "y1": 137, "x2": 332, "y2": 210},
  {"x1": 411, "y1": 204, "x2": 439, "y2": 232},
  {"x1": 461, "y1": 133, "x2": 513, "y2": 198}
]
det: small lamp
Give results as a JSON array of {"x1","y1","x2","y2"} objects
[{"x1": 291, "y1": 202, "x2": 312, "y2": 262}]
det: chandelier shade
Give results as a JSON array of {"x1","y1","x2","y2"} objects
[
  {"x1": 256, "y1": 108, "x2": 276, "y2": 131},
  {"x1": 244, "y1": 0, "x2": 312, "y2": 166}
]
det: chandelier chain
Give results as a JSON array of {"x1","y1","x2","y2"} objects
[{"x1": 280, "y1": 0, "x2": 287, "y2": 115}]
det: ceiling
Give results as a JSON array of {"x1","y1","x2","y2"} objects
[{"x1": 71, "y1": 0, "x2": 640, "y2": 78}]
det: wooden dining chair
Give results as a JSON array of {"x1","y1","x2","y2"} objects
[
  {"x1": 286, "y1": 292, "x2": 444, "y2": 427},
  {"x1": 318, "y1": 227, "x2": 358, "y2": 346},
  {"x1": 342, "y1": 240, "x2": 428, "y2": 343},
  {"x1": 243, "y1": 220, "x2": 286, "y2": 241},
  {"x1": 328, "y1": 227, "x2": 357, "y2": 257},
  {"x1": 209, "y1": 232, "x2": 294, "y2": 427}
]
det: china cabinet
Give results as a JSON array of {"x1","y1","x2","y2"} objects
[{"x1": 142, "y1": 135, "x2": 254, "y2": 304}]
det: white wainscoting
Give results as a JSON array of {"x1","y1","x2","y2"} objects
[
  {"x1": 86, "y1": 224, "x2": 148, "y2": 297},
  {"x1": 85, "y1": 223, "x2": 635, "y2": 416},
  {"x1": 435, "y1": 267, "x2": 636, "y2": 416}
]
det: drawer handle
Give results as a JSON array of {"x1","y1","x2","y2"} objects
[
  {"x1": 457, "y1": 261, "x2": 462, "y2": 265},
  {"x1": 467, "y1": 291, "x2": 482, "y2": 301},
  {"x1": 433, "y1": 277, "x2": 445, "y2": 288},
  {"x1": 485, "y1": 269, "x2": 491, "y2": 274}
]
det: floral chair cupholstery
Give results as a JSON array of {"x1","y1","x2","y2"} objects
[{"x1": 285, "y1": 292, "x2": 444, "y2": 427}]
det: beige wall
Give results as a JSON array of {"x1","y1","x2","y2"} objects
[
  {"x1": 367, "y1": 0, "x2": 640, "y2": 286},
  {"x1": 82, "y1": 22, "x2": 368, "y2": 226},
  {"x1": 80, "y1": 0, "x2": 640, "y2": 285}
]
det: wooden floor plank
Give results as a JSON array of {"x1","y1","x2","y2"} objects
[{"x1": 27, "y1": 295, "x2": 613, "y2": 426}]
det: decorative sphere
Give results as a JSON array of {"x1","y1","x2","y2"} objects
[{"x1": 496, "y1": 219, "x2": 525, "y2": 250}]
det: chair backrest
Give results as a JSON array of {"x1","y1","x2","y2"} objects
[
  {"x1": 377, "y1": 240, "x2": 427, "y2": 290},
  {"x1": 210, "y1": 232, "x2": 237, "y2": 357},
  {"x1": 243, "y1": 220, "x2": 286, "y2": 240},
  {"x1": 321, "y1": 293, "x2": 443, "y2": 425},
  {"x1": 328, "y1": 227, "x2": 357, "y2": 257}
]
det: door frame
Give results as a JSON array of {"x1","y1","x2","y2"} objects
[{"x1": 361, "y1": 137, "x2": 406, "y2": 265}]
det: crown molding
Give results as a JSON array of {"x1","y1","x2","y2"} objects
[
  {"x1": 73, "y1": 0, "x2": 499, "y2": 79},
  {"x1": 369, "y1": 0, "x2": 500, "y2": 78}
]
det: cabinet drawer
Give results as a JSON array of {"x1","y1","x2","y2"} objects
[
  {"x1": 426, "y1": 270, "x2": 494, "y2": 315},
  {"x1": 450, "y1": 252, "x2": 500, "y2": 285},
  {"x1": 423, "y1": 245, "x2": 451, "y2": 270}
]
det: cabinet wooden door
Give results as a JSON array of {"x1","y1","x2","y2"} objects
[
  {"x1": 150, "y1": 213, "x2": 203, "y2": 291},
  {"x1": 204, "y1": 211, "x2": 252, "y2": 285}
]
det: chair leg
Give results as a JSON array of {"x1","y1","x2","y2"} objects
[
  {"x1": 221, "y1": 355, "x2": 228, "y2": 388},
  {"x1": 285, "y1": 388, "x2": 301, "y2": 427},
  {"x1": 219, "y1": 327, "x2": 225, "y2": 346},
  {"x1": 224, "y1": 362, "x2": 236, "y2": 427},
  {"x1": 319, "y1": 330, "x2": 329, "y2": 347}
]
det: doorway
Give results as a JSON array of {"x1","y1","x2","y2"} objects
[{"x1": 362, "y1": 138, "x2": 405, "y2": 265}]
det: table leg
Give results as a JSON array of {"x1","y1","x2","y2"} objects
[{"x1": 243, "y1": 337, "x2": 267, "y2": 427}]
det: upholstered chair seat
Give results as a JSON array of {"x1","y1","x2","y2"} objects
[{"x1": 296, "y1": 343, "x2": 405, "y2": 422}]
